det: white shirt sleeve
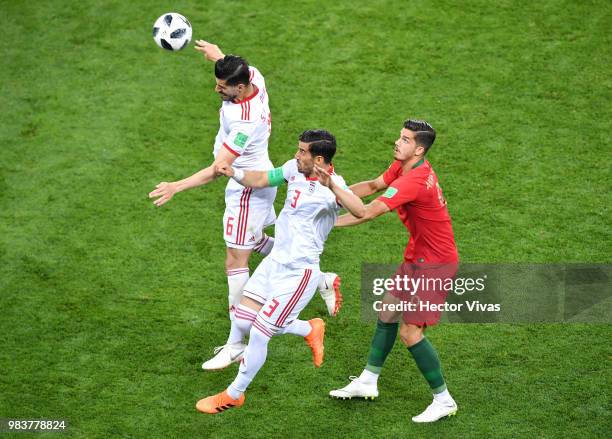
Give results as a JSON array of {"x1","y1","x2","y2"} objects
[
  {"x1": 281, "y1": 159, "x2": 298, "y2": 181},
  {"x1": 249, "y1": 66, "x2": 265, "y2": 89},
  {"x1": 331, "y1": 175, "x2": 350, "y2": 192},
  {"x1": 222, "y1": 120, "x2": 256, "y2": 157}
]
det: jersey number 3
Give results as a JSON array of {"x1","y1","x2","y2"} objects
[
  {"x1": 290, "y1": 190, "x2": 302, "y2": 208},
  {"x1": 262, "y1": 299, "x2": 280, "y2": 317}
]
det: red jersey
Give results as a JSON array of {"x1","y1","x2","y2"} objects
[{"x1": 377, "y1": 159, "x2": 458, "y2": 263}]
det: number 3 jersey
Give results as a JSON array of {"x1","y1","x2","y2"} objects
[
  {"x1": 269, "y1": 159, "x2": 351, "y2": 268},
  {"x1": 213, "y1": 66, "x2": 273, "y2": 172}
]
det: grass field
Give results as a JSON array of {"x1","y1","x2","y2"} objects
[{"x1": 1, "y1": 0, "x2": 611, "y2": 437}]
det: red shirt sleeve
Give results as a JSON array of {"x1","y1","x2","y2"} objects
[
  {"x1": 382, "y1": 161, "x2": 403, "y2": 186},
  {"x1": 377, "y1": 174, "x2": 420, "y2": 211}
]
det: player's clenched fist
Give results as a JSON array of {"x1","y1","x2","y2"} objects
[
  {"x1": 194, "y1": 40, "x2": 225, "y2": 62},
  {"x1": 215, "y1": 164, "x2": 234, "y2": 177},
  {"x1": 149, "y1": 182, "x2": 177, "y2": 207}
]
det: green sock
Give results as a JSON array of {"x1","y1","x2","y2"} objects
[
  {"x1": 365, "y1": 320, "x2": 399, "y2": 374},
  {"x1": 407, "y1": 337, "x2": 447, "y2": 393}
]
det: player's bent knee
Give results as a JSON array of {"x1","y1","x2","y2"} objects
[
  {"x1": 399, "y1": 324, "x2": 423, "y2": 347},
  {"x1": 240, "y1": 296, "x2": 264, "y2": 313},
  {"x1": 225, "y1": 247, "x2": 252, "y2": 270},
  {"x1": 378, "y1": 310, "x2": 401, "y2": 324}
]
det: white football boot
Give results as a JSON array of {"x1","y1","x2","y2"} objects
[
  {"x1": 329, "y1": 376, "x2": 379, "y2": 400},
  {"x1": 201, "y1": 343, "x2": 246, "y2": 371},
  {"x1": 412, "y1": 397, "x2": 458, "y2": 423},
  {"x1": 319, "y1": 273, "x2": 343, "y2": 317}
]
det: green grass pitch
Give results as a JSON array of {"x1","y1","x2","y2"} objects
[{"x1": 1, "y1": 0, "x2": 610, "y2": 437}]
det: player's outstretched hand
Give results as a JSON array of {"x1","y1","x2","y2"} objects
[
  {"x1": 149, "y1": 182, "x2": 177, "y2": 207},
  {"x1": 314, "y1": 165, "x2": 332, "y2": 188},
  {"x1": 194, "y1": 40, "x2": 225, "y2": 62},
  {"x1": 215, "y1": 164, "x2": 234, "y2": 178}
]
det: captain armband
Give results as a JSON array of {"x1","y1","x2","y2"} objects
[{"x1": 267, "y1": 167, "x2": 286, "y2": 187}]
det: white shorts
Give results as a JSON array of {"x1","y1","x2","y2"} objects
[
  {"x1": 242, "y1": 256, "x2": 321, "y2": 332},
  {"x1": 223, "y1": 181, "x2": 276, "y2": 249}
]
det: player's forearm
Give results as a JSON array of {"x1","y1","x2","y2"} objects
[
  {"x1": 233, "y1": 169, "x2": 269, "y2": 188},
  {"x1": 174, "y1": 165, "x2": 217, "y2": 192},
  {"x1": 331, "y1": 182, "x2": 365, "y2": 218},
  {"x1": 208, "y1": 51, "x2": 225, "y2": 62},
  {"x1": 349, "y1": 180, "x2": 379, "y2": 198},
  {"x1": 336, "y1": 199, "x2": 389, "y2": 227},
  {"x1": 336, "y1": 213, "x2": 369, "y2": 227}
]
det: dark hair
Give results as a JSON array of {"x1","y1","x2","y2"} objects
[
  {"x1": 215, "y1": 55, "x2": 250, "y2": 86},
  {"x1": 299, "y1": 129, "x2": 336, "y2": 164},
  {"x1": 404, "y1": 119, "x2": 436, "y2": 153}
]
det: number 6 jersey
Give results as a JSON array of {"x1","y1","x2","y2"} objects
[{"x1": 212, "y1": 66, "x2": 273, "y2": 172}]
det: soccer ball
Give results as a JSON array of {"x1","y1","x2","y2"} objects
[{"x1": 152, "y1": 12, "x2": 192, "y2": 51}]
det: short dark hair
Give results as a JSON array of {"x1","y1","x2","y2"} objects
[
  {"x1": 215, "y1": 55, "x2": 250, "y2": 86},
  {"x1": 299, "y1": 129, "x2": 336, "y2": 164},
  {"x1": 404, "y1": 119, "x2": 436, "y2": 153}
]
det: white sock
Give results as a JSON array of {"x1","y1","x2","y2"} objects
[
  {"x1": 278, "y1": 319, "x2": 311, "y2": 337},
  {"x1": 253, "y1": 234, "x2": 274, "y2": 256},
  {"x1": 434, "y1": 388, "x2": 454, "y2": 405},
  {"x1": 226, "y1": 268, "x2": 249, "y2": 320},
  {"x1": 227, "y1": 322, "x2": 273, "y2": 398},
  {"x1": 358, "y1": 368, "x2": 379, "y2": 385},
  {"x1": 227, "y1": 304, "x2": 257, "y2": 345},
  {"x1": 226, "y1": 386, "x2": 243, "y2": 400}
]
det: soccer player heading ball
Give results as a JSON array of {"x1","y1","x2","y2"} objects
[
  {"x1": 329, "y1": 120, "x2": 460, "y2": 423},
  {"x1": 195, "y1": 130, "x2": 365, "y2": 414},
  {"x1": 149, "y1": 41, "x2": 343, "y2": 371}
]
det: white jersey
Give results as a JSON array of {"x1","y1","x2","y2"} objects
[
  {"x1": 269, "y1": 159, "x2": 351, "y2": 268},
  {"x1": 213, "y1": 66, "x2": 273, "y2": 173}
]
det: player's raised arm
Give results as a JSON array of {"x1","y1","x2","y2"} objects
[
  {"x1": 336, "y1": 199, "x2": 390, "y2": 227},
  {"x1": 313, "y1": 165, "x2": 365, "y2": 219},
  {"x1": 349, "y1": 174, "x2": 388, "y2": 198},
  {"x1": 194, "y1": 40, "x2": 225, "y2": 62},
  {"x1": 149, "y1": 147, "x2": 237, "y2": 207}
]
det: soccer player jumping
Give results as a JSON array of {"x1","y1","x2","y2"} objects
[
  {"x1": 329, "y1": 120, "x2": 460, "y2": 423},
  {"x1": 148, "y1": 41, "x2": 342, "y2": 371},
  {"x1": 195, "y1": 130, "x2": 365, "y2": 414}
]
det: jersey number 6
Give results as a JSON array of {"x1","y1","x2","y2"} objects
[{"x1": 225, "y1": 216, "x2": 234, "y2": 236}]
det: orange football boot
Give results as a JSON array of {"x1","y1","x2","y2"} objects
[
  {"x1": 196, "y1": 389, "x2": 245, "y2": 414},
  {"x1": 332, "y1": 275, "x2": 343, "y2": 316},
  {"x1": 304, "y1": 318, "x2": 325, "y2": 367}
]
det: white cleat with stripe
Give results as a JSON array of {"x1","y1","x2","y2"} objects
[
  {"x1": 201, "y1": 343, "x2": 246, "y2": 371},
  {"x1": 319, "y1": 273, "x2": 343, "y2": 317},
  {"x1": 329, "y1": 376, "x2": 379, "y2": 400},
  {"x1": 412, "y1": 398, "x2": 458, "y2": 423}
]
